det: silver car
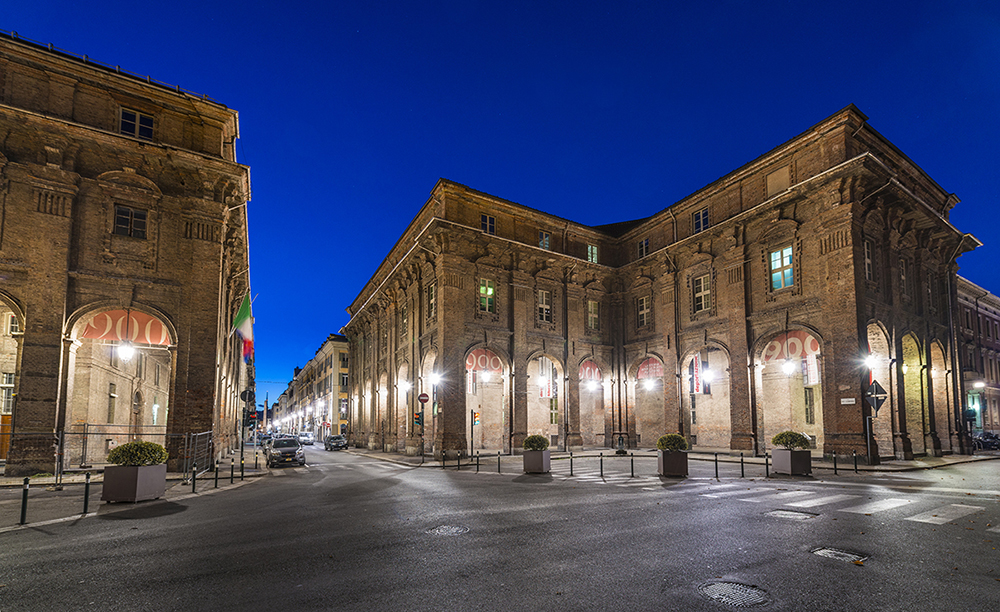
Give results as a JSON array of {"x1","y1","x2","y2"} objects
[{"x1": 267, "y1": 438, "x2": 305, "y2": 467}]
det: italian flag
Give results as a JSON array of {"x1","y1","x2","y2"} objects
[{"x1": 232, "y1": 294, "x2": 254, "y2": 363}]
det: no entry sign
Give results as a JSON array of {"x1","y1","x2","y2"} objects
[{"x1": 418, "y1": 392, "x2": 429, "y2": 404}]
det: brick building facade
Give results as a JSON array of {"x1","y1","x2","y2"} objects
[
  {"x1": 344, "y1": 105, "x2": 979, "y2": 464},
  {"x1": 0, "y1": 32, "x2": 251, "y2": 475},
  {"x1": 956, "y1": 276, "x2": 1000, "y2": 435}
]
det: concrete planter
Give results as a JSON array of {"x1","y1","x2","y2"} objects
[
  {"x1": 101, "y1": 463, "x2": 167, "y2": 502},
  {"x1": 522, "y1": 450, "x2": 550, "y2": 474},
  {"x1": 771, "y1": 449, "x2": 811, "y2": 475},
  {"x1": 657, "y1": 450, "x2": 688, "y2": 477}
]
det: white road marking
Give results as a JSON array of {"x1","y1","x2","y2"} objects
[
  {"x1": 839, "y1": 498, "x2": 913, "y2": 514},
  {"x1": 785, "y1": 494, "x2": 860, "y2": 508},
  {"x1": 905, "y1": 504, "x2": 985, "y2": 525}
]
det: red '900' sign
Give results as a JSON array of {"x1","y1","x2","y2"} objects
[{"x1": 466, "y1": 349, "x2": 503, "y2": 373}]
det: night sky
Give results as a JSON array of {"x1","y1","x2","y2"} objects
[{"x1": 6, "y1": 1, "x2": 999, "y2": 406}]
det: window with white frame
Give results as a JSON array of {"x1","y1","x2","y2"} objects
[
  {"x1": 587, "y1": 244, "x2": 598, "y2": 264},
  {"x1": 7, "y1": 314, "x2": 18, "y2": 335},
  {"x1": 587, "y1": 300, "x2": 600, "y2": 330},
  {"x1": 481, "y1": 214, "x2": 496, "y2": 235},
  {"x1": 0, "y1": 373, "x2": 12, "y2": 414},
  {"x1": 340, "y1": 373, "x2": 348, "y2": 391},
  {"x1": 864, "y1": 240, "x2": 874, "y2": 282},
  {"x1": 479, "y1": 279, "x2": 496, "y2": 313},
  {"x1": 770, "y1": 246, "x2": 794, "y2": 290},
  {"x1": 120, "y1": 108, "x2": 154, "y2": 140},
  {"x1": 693, "y1": 274, "x2": 711, "y2": 313},
  {"x1": 637, "y1": 238, "x2": 649, "y2": 259},
  {"x1": 693, "y1": 208, "x2": 710, "y2": 234},
  {"x1": 399, "y1": 302, "x2": 408, "y2": 341},
  {"x1": 539, "y1": 231, "x2": 551, "y2": 250},
  {"x1": 537, "y1": 289, "x2": 552, "y2": 323},
  {"x1": 637, "y1": 295, "x2": 650, "y2": 327}
]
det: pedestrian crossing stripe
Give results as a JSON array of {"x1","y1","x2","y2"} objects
[
  {"x1": 839, "y1": 498, "x2": 913, "y2": 514},
  {"x1": 904, "y1": 504, "x2": 984, "y2": 525},
  {"x1": 785, "y1": 494, "x2": 860, "y2": 508}
]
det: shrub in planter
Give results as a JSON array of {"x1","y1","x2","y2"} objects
[
  {"x1": 522, "y1": 434, "x2": 550, "y2": 473},
  {"x1": 771, "y1": 431, "x2": 811, "y2": 476},
  {"x1": 656, "y1": 433, "x2": 689, "y2": 477},
  {"x1": 102, "y1": 440, "x2": 169, "y2": 503}
]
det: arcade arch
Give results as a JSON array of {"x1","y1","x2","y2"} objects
[
  {"x1": 527, "y1": 353, "x2": 563, "y2": 447},
  {"x1": 578, "y1": 358, "x2": 606, "y2": 446},
  {"x1": 756, "y1": 330, "x2": 824, "y2": 453},
  {"x1": 633, "y1": 356, "x2": 665, "y2": 448},
  {"x1": 681, "y1": 345, "x2": 731, "y2": 450},
  {"x1": 464, "y1": 348, "x2": 507, "y2": 452}
]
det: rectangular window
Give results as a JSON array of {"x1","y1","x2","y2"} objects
[
  {"x1": 537, "y1": 290, "x2": 552, "y2": 323},
  {"x1": 637, "y1": 238, "x2": 649, "y2": 259},
  {"x1": 6, "y1": 314, "x2": 18, "y2": 335},
  {"x1": 339, "y1": 398, "x2": 348, "y2": 419},
  {"x1": 479, "y1": 279, "x2": 496, "y2": 313},
  {"x1": 340, "y1": 354, "x2": 349, "y2": 369},
  {"x1": 426, "y1": 283, "x2": 437, "y2": 322},
  {"x1": 155, "y1": 363, "x2": 161, "y2": 386},
  {"x1": 481, "y1": 214, "x2": 496, "y2": 235},
  {"x1": 587, "y1": 300, "x2": 600, "y2": 330},
  {"x1": 113, "y1": 205, "x2": 147, "y2": 239},
  {"x1": 587, "y1": 244, "x2": 598, "y2": 264},
  {"x1": 766, "y1": 165, "x2": 790, "y2": 197},
  {"x1": 637, "y1": 295, "x2": 650, "y2": 327},
  {"x1": 340, "y1": 373, "x2": 348, "y2": 391},
  {"x1": 693, "y1": 274, "x2": 711, "y2": 313},
  {"x1": 864, "y1": 240, "x2": 874, "y2": 282},
  {"x1": 770, "y1": 246, "x2": 794, "y2": 290},
  {"x1": 120, "y1": 108, "x2": 154, "y2": 140},
  {"x1": 693, "y1": 208, "x2": 710, "y2": 234},
  {"x1": 804, "y1": 387, "x2": 815, "y2": 425},
  {"x1": 0, "y1": 372, "x2": 12, "y2": 415},
  {"x1": 107, "y1": 383, "x2": 117, "y2": 423},
  {"x1": 399, "y1": 303, "x2": 408, "y2": 341},
  {"x1": 539, "y1": 231, "x2": 551, "y2": 250}
]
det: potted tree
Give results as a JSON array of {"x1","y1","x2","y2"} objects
[
  {"x1": 101, "y1": 440, "x2": 169, "y2": 502},
  {"x1": 771, "y1": 431, "x2": 812, "y2": 476},
  {"x1": 522, "y1": 434, "x2": 550, "y2": 474},
  {"x1": 656, "y1": 433, "x2": 689, "y2": 477}
]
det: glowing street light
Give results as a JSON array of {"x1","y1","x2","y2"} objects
[{"x1": 782, "y1": 360, "x2": 796, "y2": 375}]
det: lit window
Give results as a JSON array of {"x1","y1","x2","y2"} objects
[
  {"x1": 637, "y1": 238, "x2": 649, "y2": 259},
  {"x1": 426, "y1": 283, "x2": 437, "y2": 321},
  {"x1": 537, "y1": 290, "x2": 552, "y2": 323},
  {"x1": 114, "y1": 205, "x2": 147, "y2": 239},
  {"x1": 539, "y1": 231, "x2": 551, "y2": 250},
  {"x1": 864, "y1": 240, "x2": 874, "y2": 281},
  {"x1": 693, "y1": 208, "x2": 710, "y2": 234},
  {"x1": 479, "y1": 279, "x2": 496, "y2": 313},
  {"x1": 481, "y1": 214, "x2": 496, "y2": 235},
  {"x1": 587, "y1": 300, "x2": 600, "y2": 330},
  {"x1": 0, "y1": 372, "x2": 12, "y2": 415},
  {"x1": 399, "y1": 302, "x2": 408, "y2": 341},
  {"x1": 770, "y1": 246, "x2": 794, "y2": 290},
  {"x1": 900, "y1": 258, "x2": 909, "y2": 295},
  {"x1": 637, "y1": 296, "x2": 650, "y2": 327},
  {"x1": 587, "y1": 244, "x2": 598, "y2": 264},
  {"x1": 120, "y1": 109, "x2": 153, "y2": 140},
  {"x1": 693, "y1": 274, "x2": 711, "y2": 313},
  {"x1": 7, "y1": 314, "x2": 19, "y2": 335}
]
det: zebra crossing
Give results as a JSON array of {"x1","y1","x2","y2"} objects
[{"x1": 268, "y1": 462, "x2": 409, "y2": 476}]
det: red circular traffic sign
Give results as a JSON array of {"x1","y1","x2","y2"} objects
[{"x1": 418, "y1": 392, "x2": 429, "y2": 404}]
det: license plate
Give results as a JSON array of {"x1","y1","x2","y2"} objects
[{"x1": 282, "y1": 457, "x2": 294, "y2": 462}]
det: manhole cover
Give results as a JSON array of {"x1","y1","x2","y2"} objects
[
  {"x1": 698, "y1": 582, "x2": 768, "y2": 607},
  {"x1": 766, "y1": 510, "x2": 817, "y2": 520},
  {"x1": 812, "y1": 547, "x2": 868, "y2": 563},
  {"x1": 426, "y1": 525, "x2": 469, "y2": 536}
]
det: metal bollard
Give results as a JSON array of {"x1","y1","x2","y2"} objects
[
  {"x1": 19, "y1": 477, "x2": 29, "y2": 525},
  {"x1": 476, "y1": 452, "x2": 480, "y2": 473},
  {"x1": 631, "y1": 453, "x2": 634, "y2": 478},
  {"x1": 191, "y1": 464, "x2": 197, "y2": 493},
  {"x1": 570, "y1": 451, "x2": 573, "y2": 476},
  {"x1": 498, "y1": 451, "x2": 501, "y2": 474},
  {"x1": 765, "y1": 453, "x2": 770, "y2": 478},
  {"x1": 740, "y1": 452, "x2": 745, "y2": 478},
  {"x1": 241, "y1": 456, "x2": 245, "y2": 481},
  {"x1": 215, "y1": 460, "x2": 220, "y2": 488},
  {"x1": 230, "y1": 458, "x2": 234, "y2": 484},
  {"x1": 600, "y1": 452, "x2": 604, "y2": 478},
  {"x1": 853, "y1": 450, "x2": 858, "y2": 473},
  {"x1": 83, "y1": 473, "x2": 91, "y2": 515},
  {"x1": 833, "y1": 454, "x2": 838, "y2": 475},
  {"x1": 714, "y1": 453, "x2": 719, "y2": 480},
  {"x1": 254, "y1": 450, "x2": 259, "y2": 470},
  {"x1": 456, "y1": 454, "x2": 460, "y2": 470}
]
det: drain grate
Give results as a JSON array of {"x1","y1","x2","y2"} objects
[
  {"x1": 766, "y1": 510, "x2": 817, "y2": 520},
  {"x1": 426, "y1": 525, "x2": 469, "y2": 536},
  {"x1": 698, "y1": 582, "x2": 768, "y2": 607},
  {"x1": 812, "y1": 547, "x2": 868, "y2": 563}
]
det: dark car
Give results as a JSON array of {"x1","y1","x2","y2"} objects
[
  {"x1": 324, "y1": 434, "x2": 348, "y2": 451},
  {"x1": 267, "y1": 437, "x2": 305, "y2": 467},
  {"x1": 972, "y1": 431, "x2": 1000, "y2": 451}
]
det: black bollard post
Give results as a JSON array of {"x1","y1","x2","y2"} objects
[
  {"x1": 240, "y1": 456, "x2": 245, "y2": 481},
  {"x1": 191, "y1": 463, "x2": 197, "y2": 494},
  {"x1": 215, "y1": 460, "x2": 220, "y2": 488},
  {"x1": 19, "y1": 477, "x2": 29, "y2": 525},
  {"x1": 498, "y1": 451, "x2": 501, "y2": 474},
  {"x1": 715, "y1": 453, "x2": 719, "y2": 480},
  {"x1": 740, "y1": 452, "x2": 745, "y2": 478},
  {"x1": 230, "y1": 458, "x2": 234, "y2": 484},
  {"x1": 570, "y1": 451, "x2": 573, "y2": 477},
  {"x1": 83, "y1": 473, "x2": 91, "y2": 515},
  {"x1": 600, "y1": 452, "x2": 604, "y2": 478},
  {"x1": 853, "y1": 450, "x2": 858, "y2": 473},
  {"x1": 765, "y1": 453, "x2": 770, "y2": 478},
  {"x1": 833, "y1": 454, "x2": 838, "y2": 475},
  {"x1": 254, "y1": 450, "x2": 259, "y2": 470},
  {"x1": 476, "y1": 452, "x2": 480, "y2": 473},
  {"x1": 631, "y1": 453, "x2": 634, "y2": 478}
]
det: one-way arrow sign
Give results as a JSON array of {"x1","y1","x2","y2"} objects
[{"x1": 865, "y1": 380, "x2": 888, "y2": 415}]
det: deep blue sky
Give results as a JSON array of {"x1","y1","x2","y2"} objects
[{"x1": 6, "y1": 1, "x2": 1000, "y2": 406}]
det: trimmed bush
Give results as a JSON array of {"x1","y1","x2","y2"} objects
[
  {"x1": 522, "y1": 434, "x2": 549, "y2": 451},
  {"x1": 107, "y1": 440, "x2": 169, "y2": 466},
  {"x1": 771, "y1": 431, "x2": 810, "y2": 450},
  {"x1": 656, "y1": 433, "x2": 688, "y2": 452}
]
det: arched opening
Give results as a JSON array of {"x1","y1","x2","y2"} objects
[
  {"x1": 377, "y1": 372, "x2": 388, "y2": 451},
  {"x1": 395, "y1": 363, "x2": 410, "y2": 453},
  {"x1": 65, "y1": 307, "x2": 173, "y2": 468},
  {"x1": 634, "y1": 356, "x2": 665, "y2": 448},
  {"x1": 681, "y1": 346, "x2": 731, "y2": 450},
  {"x1": 901, "y1": 334, "x2": 926, "y2": 455},
  {"x1": 578, "y1": 359, "x2": 606, "y2": 447},
  {"x1": 419, "y1": 350, "x2": 439, "y2": 456},
  {"x1": 866, "y1": 323, "x2": 893, "y2": 459},
  {"x1": 0, "y1": 297, "x2": 23, "y2": 462},
  {"x1": 930, "y1": 341, "x2": 950, "y2": 454},
  {"x1": 465, "y1": 348, "x2": 506, "y2": 453},
  {"x1": 528, "y1": 354, "x2": 562, "y2": 448},
  {"x1": 758, "y1": 330, "x2": 824, "y2": 454}
]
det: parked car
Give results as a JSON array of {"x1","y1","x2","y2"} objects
[
  {"x1": 257, "y1": 433, "x2": 272, "y2": 448},
  {"x1": 972, "y1": 431, "x2": 1000, "y2": 451},
  {"x1": 324, "y1": 434, "x2": 348, "y2": 451},
  {"x1": 267, "y1": 438, "x2": 305, "y2": 467},
  {"x1": 298, "y1": 432, "x2": 315, "y2": 445}
]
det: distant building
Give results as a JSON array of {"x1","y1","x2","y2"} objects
[
  {"x1": 0, "y1": 32, "x2": 251, "y2": 475},
  {"x1": 275, "y1": 334, "x2": 350, "y2": 438},
  {"x1": 956, "y1": 277, "x2": 1000, "y2": 434},
  {"x1": 344, "y1": 105, "x2": 980, "y2": 463}
]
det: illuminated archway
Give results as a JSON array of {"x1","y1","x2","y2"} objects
[
  {"x1": 578, "y1": 359, "x2": 606, "y2": 446},
  {"x1": 465, "y1": 348, "x2": 507, "y2": 452},
  {"x1": 757, "y1": 330, "x2": 824, "y2": 453},
  {"x1": 681, "y1": 346, "x2": 731, "y2": 449}
]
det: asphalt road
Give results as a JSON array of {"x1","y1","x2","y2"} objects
[{"x1": 2, "y1": 447, "x2": 998, "y2": 611}]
